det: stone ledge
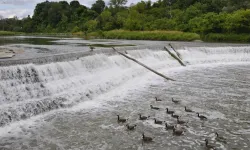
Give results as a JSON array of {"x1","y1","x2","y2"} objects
[{"x1": 0, "y1": 48, "x2": 15, "y2": 59}]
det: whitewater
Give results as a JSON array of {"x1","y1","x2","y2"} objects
[{"x1": 0, "y1": 40, "x2": 250, "y2": 149}]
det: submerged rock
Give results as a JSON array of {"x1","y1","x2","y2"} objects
[{"x1": 0, "y1": 48, "x2": 15, "y2": 59}]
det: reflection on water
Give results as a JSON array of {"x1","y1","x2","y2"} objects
[
  {"x1": 88, "y1": 44, "x2": 135, "y2": 47},
  {"x1": 0, "y1": 36, "x2": 135, "y2": 47},
  {"x1": 0, "y1": 37, "x2": 58, "y2": 46}
]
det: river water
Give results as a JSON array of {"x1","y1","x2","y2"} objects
[{"x1": 0, "y1": 37, "x2": 250, "y2": 150}]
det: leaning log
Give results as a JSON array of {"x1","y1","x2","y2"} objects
[
  {"x1": 112, "y1": 47, "x2": 175, "y2": 81},
  {"x1": 164, "y1": 46, "x2": 186, "y2": 66},
  {"x1": 169, "y1": 43, "x2": 181, "y2": 59}
]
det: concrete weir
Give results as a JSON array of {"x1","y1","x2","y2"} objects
[
  {"x1": 0, "y1": 39, "x2": 250, "y2": 149},
  {"x1": 0, "y1": 45, "x2": 164, "y2": 66}
]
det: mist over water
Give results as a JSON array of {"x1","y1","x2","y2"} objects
[{"x1": 0, "y1": 44, "x2": 250, "y2": 150}]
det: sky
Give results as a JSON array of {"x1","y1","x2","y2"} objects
[{"x1": 0, "y1": 0, "x2": 157, "y2": 19}]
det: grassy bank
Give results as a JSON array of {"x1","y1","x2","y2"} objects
[
  {"x1": 90, "y1": 30, "x2": 200, "y2": 41},
  {"x1": 202, "y1": 33, "x2": 250, "y2": 43},
  {"x1": 28, "y1": 32, "x2": 75, "y2": 37},
  {"x1": 0, "y1": 31, "x2": 76, "y2": 37},
  {"x1": 0, "y1": 31, "x2": 24, "y2": 36},
  {"x1": 4, "y1": 30, "x2": 249, "y2": 43}
]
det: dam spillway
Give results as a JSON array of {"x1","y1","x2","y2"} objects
[{"x1": 0, "y1": 38, "x2": 250, "y2": 150}]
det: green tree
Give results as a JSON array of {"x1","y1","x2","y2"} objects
[
  {"x1": 48, "y1": 3, "x2": 62, "y2": 27},
  {"x1": 57, "y1": 14, "x2": 69, "y2": 32},
  {"x1": 71, "y1": 26, "x2": 80, "y2": 32},
  {"x1": 135, "y1": 1, "x2": 146, "y2": 13},
  {"x1": 70, "y1": 0, "x2": 80, "y2": 8},
  {"x1": 109, "y1": 0, "x2": 128, "y2": 8},
  {"x1": 224, "y1": 9, "x2": 250, "y2": 33},
  {"x1": 124, "y1": 9, "x2": 145, "y2": 30},
  {"x1": 224, "y1": 0, "x2": 250, "y2": 12},
  {"x1": 188, "y1": 12, "x2": 227, "y2": 34},
  {"x1": 91, "y1": 0, "x2": 106, "y2": 14},
  {"x1": 22, "y1": 15, "x2": 35, "y2": 33},
  {"x1": 114, "y1": 10, "x2": 128, "y2": 29},
  {"x1": 0, "y1": 15, "x2": 4, "y2": 31},
  {"x1": 85, "y1": 20, "x2": 98, "y2": 32},
  {"x1": 99, "y1": 10, "x2": 114, "y2": 30},
  {"x1": 4, "y1": 0, "x2": 250, "y2": 37},
  {"x1": 150, "y1": 18, "x2": 177, "y2": 30}
]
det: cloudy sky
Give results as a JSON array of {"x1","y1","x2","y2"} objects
[{"x1": 0, "y1": 0, "x2": 157, "y2": 18}]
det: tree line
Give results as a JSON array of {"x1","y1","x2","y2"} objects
[{"x1": 1, "y1": 0, "x2": 250, "y2": 35}]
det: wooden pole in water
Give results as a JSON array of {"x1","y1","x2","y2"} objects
[
  {"x1": 168, "y1": 43, "x2": 181, "y2": 58},
  {"x1": 164, "y1": 46, "x2": 186, "y2": 66},
  {"x1": 112, "y1": 47, "x2": 175, "y2": 81}
]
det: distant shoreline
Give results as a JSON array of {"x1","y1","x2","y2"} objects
[{"x1": 1, "y1": 30, "x2": 250, "y2": 43}]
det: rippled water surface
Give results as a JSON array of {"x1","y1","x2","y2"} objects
[
  {"x1": 1, "y1": 65, "x2": 250, "y2": 150},
  {"x1": 0, "y1": 39, "x2": 250, "y2": 150}
]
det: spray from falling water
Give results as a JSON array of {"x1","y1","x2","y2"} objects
[{"x1": 0, "y1": 46, "x2": 250, "y2": 127}]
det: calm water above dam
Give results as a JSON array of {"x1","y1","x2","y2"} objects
[{"x1": 0, "y1": 37, "x2": 250, "y2": 150}]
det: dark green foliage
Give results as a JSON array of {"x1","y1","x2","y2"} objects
[
  {"x1": 91, "y1": 0, "x2": 106, "y2": 14},
  {"x1": 0, "y1": 31, "x2": 23, "y2": 36},
  {"x1": 202, "y1": 33, "x2": 250, "y2": 43},
  {"x1": 1, "y1": 0, "x2": 250, "y2": 42},
  {"x1": 109, "y1": 0, "x2": 128, "y2": 8},
  {"x1": 225, "y1": 9, "x2": 250, "y2": 33},
  {"x1": 0, "y1": 16, "x2": 23, "y2": 32},
  {"x1": 70, "y1": 0, "x2": 80, "y2": 8},
  {"x1": 94, "y1": 30, "x2": 200, "y2": 41}
]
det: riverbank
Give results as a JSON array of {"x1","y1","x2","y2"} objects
[
  {"x1": 1, "y1": 30, "x2": 250, "y2": 43},
  {"x1": 0, "y1": 31, "x2": 74, "y2": 37},
  {"x1": 0, "y1": 31, "x2": 23, "y2": 36},
  {"x1": 91, "y1": 31, "x2": 250, "y2": 43},
  {"x1": 0, "y1": 30, "x2": 200, "y2": 41},
  {"x1": 202, "y1": 33, "x2": 250, "y2": 43},
  {"x1": 89, "y1": 30, "x2": 200, "y2": 41}
]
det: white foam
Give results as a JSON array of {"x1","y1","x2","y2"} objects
[{"x1": 1, "y1": 45, "x2": 250, "y2": 137}]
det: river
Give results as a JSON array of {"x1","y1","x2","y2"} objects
[{"x1": 0, "y1": 36, "x2": 249, "y2": 150}]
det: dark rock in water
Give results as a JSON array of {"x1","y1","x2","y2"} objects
[
  {"x1": 34, "y1": 108, "x2": 39, "y2": 115},
  {"x1": 25, "y1": 87, "x2": 30, "y2": 91},
  {"x1": 40, "y1": 84, "x2": 45, "y2": 88},
  {"x1": 8, "y1": 115, "x2": 12, "y2": 121},
  {"x1": 20, "y1": 114, "x2": 27, "y2": 119},
  {"x1": 60, "y1": 104, "x2": 65, "y2": 107}
]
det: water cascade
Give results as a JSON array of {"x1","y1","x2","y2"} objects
[
  {"x1": 0, "y1": 48, "x2": 179, "y2": 127},
  {"x1": 1, "y1": 45, "x2": 250, "y2": 149}
]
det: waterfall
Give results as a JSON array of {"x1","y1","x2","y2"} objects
[
  {"x1": 179, "y1": 46, "x2": 250, "y2": 65},
  {"x1": 1, "y1": 45, "x2": 250, "y2": 127},
  {"x1": 0, "y1": 49, "x2": 178, "y2": 127}
]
